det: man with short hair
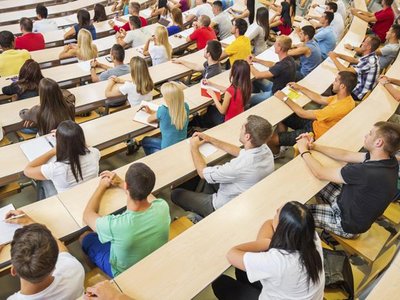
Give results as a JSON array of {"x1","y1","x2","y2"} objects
[
  {"x1": 211, "y1": 1, "x2": 232, "y2": 40},
  {"x1": 81, "y1": 163, "x2": 170, "y2": 277},
  {"x1": 186, "y1": 0, "x2": 215, "y2": 23},
  {"x1": 314, "y1": 11, "x2": 336, "y2": 60},
  {"x1": 172, "y1": 115, "x2": 274, "y2": 218},
  {"x1": 90, "y1": 44, "x2": 130, "y2": 83},
  {"x1": 297, "y1": 121, "x2": 400, "y2": 238},
  {"x1": 109, "y1": 2, "x2": 147, "y2": 33},
  {"x1": 248, "y1": 35, "x2": 296, "y2": 106},
  {"x1": 116, "y1": 15, "x2": 147, "y2": 48},
  {"x1": 269, "y1": 71, "x2": 357, "y2": 156},
  {"x1": 329, "y1": 35, "x2": 381, "y2": 100},
  {"x1": 307, "y1": 2, "x2": 344, "y2": 39},
  {"x1": 2, "y1": 216, "x2": 84, "y2": 299},
  {"x1": 33, "y1": 4, "x2": 58, "y2": 33},
  {"x1": 351, "y1": 0, "x2": 394, "y2": 42},
  {"x1": 15, "y1": 17, "x2": 45, "y2": 51},
  {"x1": 187, "y1": 15, "x2": 217, "y2": 50},
  {"x1": 0, "y1": 30, "x2": 30, "y2": 77}
]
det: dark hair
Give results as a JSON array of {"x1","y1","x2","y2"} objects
[
  {"x1": 374, "y1": 121, "x2": 400, "y2": 156},
  {"x1": 93, "y1": 3, "x2": 107, "y2": 22},
  {"x1": 171, "y1": 7, "x2": 184, "y2": 29},
  {"x1": 246, "y1": 0, "x2": 255, "y2": 24},
  {"x1": 206, "y1": 40, "x2": 222, "y2": 61},
  {"x1": 158, "y1": 0, "x2": 168, "y2": 9},
  {"x1": 111, "y1": 44, "x2": 125, "y2": 62},
  {"x1": 302, "y1": 25, "x2": 316, "y2": 40},
  {"x1": 245, "y1": 115, "x2": 273, "y2": 146},
  {"x1": 324, "y1": 11, "x2": 334, "y2": 25},
  {"x1": 125, "y1": 163, "x2": 156, "y2": 200},
  {"x1": 20, "y1": 18, "x2": 33, "y2": 32},
  {"x1": 367, "y1": 35, "x2": 381, "y2": 52},
  {"x1": 0, "y1": 30, "x2": 14, "y2": 49},
  {"x1": 129, "y1": 15, "x2": 142, "y2": 29},
  {"x1": 234, "y1": 18, "x2": 248, "y2": 36},
  {"x1": 36, "y1": 4, "x2": 48, "y2": 19},
  {"x1": 384, "y1": 0, "x2": 394, "y2": 6},
  {"x1": 200, "y1": 15, "x2": 211, "y2": 27},
  {"x1": 56, "y1": 120, "x2": 89, "y2": 183},
  {"x1": 11, "y1": 224, "x2": 58, "y2": 283},
  {"x1": 256, "y1": 7, "x2": 270, "y2": 41},
  {"x1": 288, "y1": 0, "x2": 296, "y2": 18},
  {"x1": 213, "y1": 0, "x2": 223, "y2": 10},
  {"x1": 16, "y1": 59, "x2": 44, "y2": 94},
  {"x1": 269, "y1": 201, "x2": 323, "y2": 285},
  {"x1": 229, "y1": 60, "x2": 251, "y2": 109},
  {"x1": 77, "y1": 9, "x2": 91, "y2": 28},
  {"x1": 326, "y1": 2, "x2": 338, "y2": 12},
  {"x1": 280, "y1": 2, "x2": 292, "y2": 27},
  {"x1": 338, "y1": 71, "x2": 357, "y2": 93},
  {"x1": 37, "y1": 78, "x2": 74, "y2": 136},
  {"x1": 391, "y1": 24, "x2": 400, "y2": 40},
  {"x1": 130, "y1": 2, "x2": 141, "y2": 13}
]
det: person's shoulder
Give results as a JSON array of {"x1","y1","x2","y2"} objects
[
  {"x1": 152, "y1": 198, "x2": 169, "y2": 208},
  {"x1": 87, "y1": 147, "x2": 101, "y2": 159}
]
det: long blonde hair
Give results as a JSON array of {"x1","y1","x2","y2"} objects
[
  {"x1": 130, "y1": 56, "x2": 154, "y2": 95},
  {"x1": 155, "y1": 26, "x2": 172, "y2": 60},
  {"x1": 77, "y1": 29, "x2": 98, "y2": 61},
  {"x1": 161, "y1": 82, "x2": 187, "y2": 130}
]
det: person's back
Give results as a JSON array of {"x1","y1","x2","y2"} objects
[
  {"x1": 212, "y1": 2, "x2": 232, "y2": 40},
  {"x1": 33, "y1": 5, "x2": 58, "y2": 33},
  {"x1": 300, "y1": 40, "x2": 322, "y2": 77},
  {"x1": 0, "y1": 31, "x2": 30, "y2": 77},
  {"x1": 224, "y1": 18, "x2": 251, "y2": 65},
  {"x1": 372, "y1": 0, "x2": 394, "y2": 42},
  {"x1": 314, "y1": 12, "x2": 336, "y2": 60},
  {"x1": 158, "y1": 103, "x2": 190, "y2": 148},
  {"x1": 15, "y1": 18, "x2": 45, "y2": 52}
]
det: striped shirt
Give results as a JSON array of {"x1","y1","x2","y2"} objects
[{"x1": 352, "y1": 52, "x2": 379, "y2": 100}]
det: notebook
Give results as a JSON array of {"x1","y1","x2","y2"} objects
[
  {"x1": 186, "y1": 140, "x2": 218, "y2": 158},
  {"x1": 133, "y1": 101, "x2": 160, "y2": 127},
  {"x1": 201, "y1": 81, "x2": 222, "y2": 100},
  {"x1": 0, "y1": 204, "x2": 22, "y2": 245},
  {"x1": 282, "y1": 86, "x2": 301, "y2": 100},
  {"x1": 20, "y1": 135, "x2": 56, "y2": 162}
]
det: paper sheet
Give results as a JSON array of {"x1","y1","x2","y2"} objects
[
  {"x1": 133, "y1": 101, "x2": 160, "y2": 127},
  {"x1": 186, "y1": 140, "x2": 218, "y2": 157},
  {"x1": 0, "y1": 204, "x2": 22, "y2": 245},
  {"x1": 282, "y1": 86, "x2": 301, "y2": 100},
  {"x1": 20, "y1": 135, "x2": 56, "y2": 162},
  {"x1": 77, "y1": 60, "x2": 91, "y2": 72}
]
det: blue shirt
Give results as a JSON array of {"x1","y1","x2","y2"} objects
[
  {"x1": 73, "y1": 24, "x2": 97, "y2": 40},
  {"x1": 167, "y1": 25, "x2": 181, "y2": 36},
  {"x1": 299, "y1": 40, "x2": 322, "y2": 77},
  {"x1": 157, "y1": 102, "x2": 189, "y2": 149},
  {"x1": 314, "y1": 26, "x2": 336, "y2": 60}
]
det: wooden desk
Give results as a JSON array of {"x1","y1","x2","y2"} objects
[{"x1": 0, "y1": 0, "x2": 68, "y2": 12}]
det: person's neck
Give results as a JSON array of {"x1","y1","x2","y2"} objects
[
  {"x1": 114, "y1": 60, "x2": 124, "y2": 67},
  {"x1": 387, "y1": 36, "x2": 398, "y2": 44},
  {"x1": 278, "y1": 51, "x2": 288, "y2": 60},
  {"x1": 235, "y1": 33, "x2": 241, "y2": 38},
  {"x1": 336, "y1": 90, "x2": 349, "y2": 100},
  {"x1": 243, "y1": 142, "x2": 256, "y2": 150},
  {"x1": 362, "y1": 50, "x2": 373, "y2": 56},
  {"x1": 207, "y1": 57, "x2": 218, "y2": 66},
  {"x1": 368, "y1": 149, "x2": 390, "y2": 161},
  {"x1": 127, "y1": 198, "x2": 151, "y2": 211},
  {"x1": 20, "y1": 276, "x2": 54, "y2": 296}
]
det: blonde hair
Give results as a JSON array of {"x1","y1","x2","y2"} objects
[
  {"x1": 161, "y1": 82, "x2": 187, "y2": 130},
  {"x1": 155, "y1": 26, "x2": 172, "y2": 60},
  {"x1": 171, "y1": 7, "x2": 184, "y2": 29},
  {"x1": 276, "y1": 35, "x2": 292, "y2": 52},
  {"x1": 77, "y1": 29, "x2": 98, "y2": 60},
  {"x1": 129, "y1": 56, "x2": 154, "y2": 95}
]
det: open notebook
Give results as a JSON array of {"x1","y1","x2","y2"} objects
[
  {"x1": 201, "y1": 81, "x2": 222, "y2": 100},
  {"x1": 133, "y1": 101, "x2": 160, "y2": 128},
  {"x1": 0, "y1": 204, "x2": 22, "y2": 245},
  {"x1": 20, "y1": 135, "x2": 56, "y2": 162}
]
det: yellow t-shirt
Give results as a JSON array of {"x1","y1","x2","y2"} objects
[
  {"x1": 0, "y1": 49, "x2": 31, "y2": 77},
  {"x1": 224, "y1": 35, "x2": 251, "y2": 66},
  {"x1": 312, "y1": 95, "x2": 355, "y2": 138}
]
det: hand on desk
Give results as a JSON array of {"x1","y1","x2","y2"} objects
[
  {"x1": 192, "y1": 132, "x2": 212, "y2": 143},
  {"x1": 287, "y1": 82, "x2": 301, "y2": 90},
  {"x1": 5, "y1": 210, "x2": 35, "y2": 226},
  {"x1": 171, "y1": 58, "x2": 182, "y2": 64},
  {"x1": 274, "y1": 90, "x2": 287, "y2": 102},
  {"x1": 190, "y1": 136, "x2": 205, "y2": 149},
  {"x1": 100, "y1": 171, "x2": 124, "y2": 189},
  {"x1": 84, "y1": 280, "x2": 132, "y2": 300},
  {"x1": 296, "y1": 133, "x2": 314, "y2": 153},
  {"x1": 379, "y1": 75, "x2": 391, "y2": 85}
]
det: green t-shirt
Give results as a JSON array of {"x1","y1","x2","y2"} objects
[{"x1": 96, "y1": 199, "x2": 170, "y2": 276}]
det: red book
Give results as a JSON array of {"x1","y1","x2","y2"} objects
[{"x1": 201, "y1": 82, "x2": 221, "y2": 101}]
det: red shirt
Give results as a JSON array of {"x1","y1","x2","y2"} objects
[
  {"x1": 278, "y1": 18, "x2": 292, "y2": 36},
  {"x1": 225, "y1": 85, "x2": 244, "y2": 121},
  {"x1": 189, "y1": 26, "x2": 217, "y2": 50},
  {"x1": 113, "y1": 16, "x2": 148, "y2": 32},
  {"x1": 372, "y1": 7, "x2": 394, "y2": 42},
  {"x1": 15, "y1": 33, "x2": 45, "y2": 51}
]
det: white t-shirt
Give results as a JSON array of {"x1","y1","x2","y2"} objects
[
  {"x1": 212, "y1": 12, "x2": 232, "y2": 40},
  {"x1": 246, "y1": 23, "x2": 268, "y2": 55},
  {"x1": 123, "y1": 29, "x2": 147, "y2": 48},
  {"x1": 119, "y1": 81, "x2": 153, "y2": 106},
  {"x1": 41, "y1": 147, "x2": 100, "y2": 193},
  {"x1": 243, "y1": 234, "x2": 325, "y2": 300},
  {"x1": 337, "y1": 0, "x2": 346, "y2": 21},
  {"x1": 191, "y1": 3, "x2": 214, "y2": 19},
  {"x1": 32, "y1": 19, "x2": 58, "y2": 33},
  {"x1": 331, "y1": 12, "x2": 344, "y2": 39},
  {"x1": 8, "y1": 252, "x2": 85, "y2": 300},
  {"x1": 149, "y1": 45, "x2": 169, "y2": 66}
]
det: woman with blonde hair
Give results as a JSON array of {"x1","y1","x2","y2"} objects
[
  {"x1": 105, "y1": 56, "x2": 154, "y2": 107},
  {"x1": 143, "y1": 26, "x2": 172, "y2": 65},
  {"x1": 141, "y1": 82, "x2": 190, "y2": 155},
  {"x1": 59, "y1": 29, "x2": 98, "y2": 61},
  {"x1": 167, "y1": 7, "x2": 184, "y2": 36}
]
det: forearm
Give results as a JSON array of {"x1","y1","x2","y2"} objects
[
  {"x1": 313, "y1": 143, "x2": 363, "y2": 163},
  {"x1": 178, "y1": 60, "x2": 203, "y2": 72},
  {"x1": 331, "y1": 56, "x2": 354, "y2": 72},
  {"x1": 208, "y1": 136, "x2": 240, "y2": 157},
  {"x1": 384, "y1": 83, "x2": 400, "y2": 102},
  {"x1": 27, "y1": 150, "x2": 55, "y2": 168},
  {"x1": 286, "y1": 99, "x2": 312, "y2": 119},
  {"x1": 84, "y1": 185, "x2": 106, "y2": 215},
  {"x1": 90, "y1": 70, "x2": 100, "y2": 82},
  {"x1": 336, "y1": 53, "x2": 359, "y2": 64},
  {"x1": 191, "y1": 147, "x2": 207, "y2": 178},
  {"x1": 233, "y1": 240, "x2": 270, "y2": 253},
  {"x1": 297, "y1": 86, "x2": 325, "y2": 104}
]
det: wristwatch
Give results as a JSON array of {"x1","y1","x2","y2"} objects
[{"x1": 282, "y1": 96, "x2": 288, "y2": 102}]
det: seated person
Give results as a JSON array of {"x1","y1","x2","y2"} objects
[
  {"x1": 249, "y1": 35, "x2": 296, "y2": 106},
  {"x1": 314, "y1": 11, "x2": 336, "y2": 60},
  {"x1": 90, "y1": 44, "x2": 130, "y2": 83},
  {"x1": 143, "y1": 26, "x2": 172, "y2": 65},
  {"x1": 81, "y1": 163, "x2": 170, "y2": 277},
  {"x1": 112, "y1": 0, "x2": 130, "y2": 15},
  {"x1": 186, "y1": 0, "x2": 214, "y2": 23},
  {"x1": 109, "y1": 2, "x2": 148, "y2": 32},
  {"x1": 64, "y1": 9, "x2": 97, "y2": 40},
  {"x1": 171, "y1": 115, "x2": 274, "y2": 218},
  {"x1": 247, "y1": 7, "x2": 270, "y2": 55},
  {"x1": 3, "y1": 215, "x2": 84, "y2": 300},
  {"x1": 0, "y1": 31, "x2": 30, "y2": 77},
  {"x1": 116, "y1": 16, "x2": 147, "y2": 48},
  {"x1": 297, "y1": 121, "x2": 400, "y2": 238},
  {"x1": 269, "y1": 71, "x2": 357, "y2": 156},
  {"x1": 306, "y1": 2, "x2": 344, "y2": 40},
  {"x1": 59, "y1": 29, "x2": 98, "y2": 61},
  {"x1": 212, "y1": 201, "x2": 324, "y2": 300},
  {"x1": 150, "y1": 0, "x2": 169, "y2": 18},
  {"x1": 187, "y1": 15, "x2": 217, "y2": 50},
  {"x1": 15, "y1": 18, "x2": 45, "y2": 51},
  {"x1": 33, "y1": 4, "x2": 58, "y2": 33},
  {"x1": 228, "y1": 0, "x2": 251, "y2": 24},
  {"x1": 211, "y1": 1, "x2": 232, "y2": 40},
  {"x1": 167, "y1": 7, "x2": 184, "y2": 36},
  {"x1": 168, "y1": 0, "x2": 190, "y2": 12},
  {"x1": 93, "y1": 3, "x2": 107, "y2": 23},
  {"x1": 380, "y1": 75, "x2": 400, "y2": 102},
  {"x1": 328, "y1": 35, "x2": 381, "y2": 100},
  {"x1": 270, "y1": 2, "x2": 292, "y2": 36}
]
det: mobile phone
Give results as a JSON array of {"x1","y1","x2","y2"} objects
[{"x1": 105, "y1": 56, "x2": 112, "y2": 63}]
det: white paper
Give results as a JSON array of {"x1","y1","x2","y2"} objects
[
  {"x1": 178, "y1": 27, "x2": 194, "y2": 39},
  {"x1": 77, "y1": 60, "x2": 91, "y2": 72},
  {"x1": 0, "y1": 204, "x2": 22, "y2": 245},
  {"x1": 200, "y1": 81, "x2": 221, "y2": 93},
  {"x1": 140, "y1": 8, "x2": 152, "y2": 19},
  {"x1": 186, "y1": 140, "x2": 218, "y2": 157},
  {"x1": 20, "y1": 135, "x2": 56, "y2": 162},
  {"x1": 133, "y1": 101, "x2": 160, "y2": 127}
]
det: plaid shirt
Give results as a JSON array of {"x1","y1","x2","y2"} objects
[{"x1": 352, "y1": 52, "x2": 380, "y2": 100}]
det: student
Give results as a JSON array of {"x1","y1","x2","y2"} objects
[
  {"x1": 246, "y1": 7, "x2": 270, "y2": 55},
  {"x1": 297, "y1": 121, "x2": 400, "y2": 238},
  {"x1": 172, "y1": 115, "x2": 274, "y2": 218},
  {"x1": 212, "y1": 201, "x2": 324, "y2": 299},
  {"x1": 187, "y1": 15, "x2": 217, "y2": 50},
  {"x1": 23, "y1": 120, "x2": 100, "y2": 198},
  {"x1": 3, "y1": 218, "x2": 84, "y2": 300},
  {"x1": 64, "y1": 9, "x2": 97, "y2": 40},
  {"x1": 81, "y1": 163, "x2": 170, "y2": 277},
  {"x1": 116, "y1": 16, "x2": 147, "y2": 48},
  {"x1": 186, "y1": 0, "x2": 214, "y2": 23},
  {"x1": 311, "y1": 0, "x2": 346, "y2": 21},
  {"x1": 168, "y1": 0, "x2": 190, "y2": 12},
  {"x1": 105, "y1": 56, "x2": 154, "y2": 107},
  {"x1": 289, "y1": 25, "x2": 322, "y2": 80},
  {"x1": 15, "y1": 18, "x2": 45, "y2": 52},
  {"x1": 141, "y1": 82, "x2": 190, "y2": 155},
  {"x1": 33, "y1": 4, "x2": 58, "y2": 33},
  {"x1": 143, "y1": 26, "x2": 172, "y2": 65},
  {"x1": 249, "y1": 35, "x2": 296, "y2": 106},
  {"x1": 2, "y1": 59, "x2": 43, "y2": 100},
  {"x1": 328, "y1": 35, "x2": 380, "y2": 100},
  {"x1": 307, "y1": 2, "x2": 344, "y2": 40},
  {"x1": 109, "y1": 2, "x2": 148, "y2": 32},
  {"x1": 379, "y1": 75, "x2": 400, "y2": 102},
  {"x1": 112, "y1": 0, "x2": 130, "y2": 15},
  {"x1": 59, "y1": 28, "x2": 98, "y2": 61},
  {"x1": 84, "y1": 281, "x2": 132, "y2": 300},
  {"x1": 150, "y1": 0, "x2": 169, "y2": 18},
  {"x1": 229, "y1": 0, "x2": 251, "y2": 25},
  {"x1": 0, "y1": 31, "x2": 30, "y2": 77},
  {"x1": 270, "y1": 1, "x2": 292, "y2": 36},
  {"x1": 345, "y1": 25, "x2": 400, "y2": 70},
  {"x1": 351, "y1": 0, "x2": 394, "y2": 42},
  {"x1": 211, "y1": 1, "x2": 232, "y2": 40},
  {"x1": 269, "y1": 71, "x2": 357, "y2": 156},
  {"x1": 220, "y1": 18, "x2": 251, "y2": 66},
  {"x1": 90, "y1": 44, "x2": 130, "y2": 83},
  {"x1": 167, "y1": 7, "x2": 184, "y2": 36},
  {"x1": 93, "y1": 3, "x2": 107, "y2": 23},
  {"x1": 269, "y1": 0, "x2": 297, "y2": 24},
  {"x1": 314, "y1": 11, "x2": 336, "y2": 60}
]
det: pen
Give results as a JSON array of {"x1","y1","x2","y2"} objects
[
  {"x1": 45, "y1": 136, "x2": 54, "y2": 148},
  {"x1": 5, "y1": 214, "x2": 26, "y2": 221}
]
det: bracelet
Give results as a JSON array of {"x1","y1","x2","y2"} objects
[{"x1": 300, "y1": 151, "x2": 311, "y2": 158}]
